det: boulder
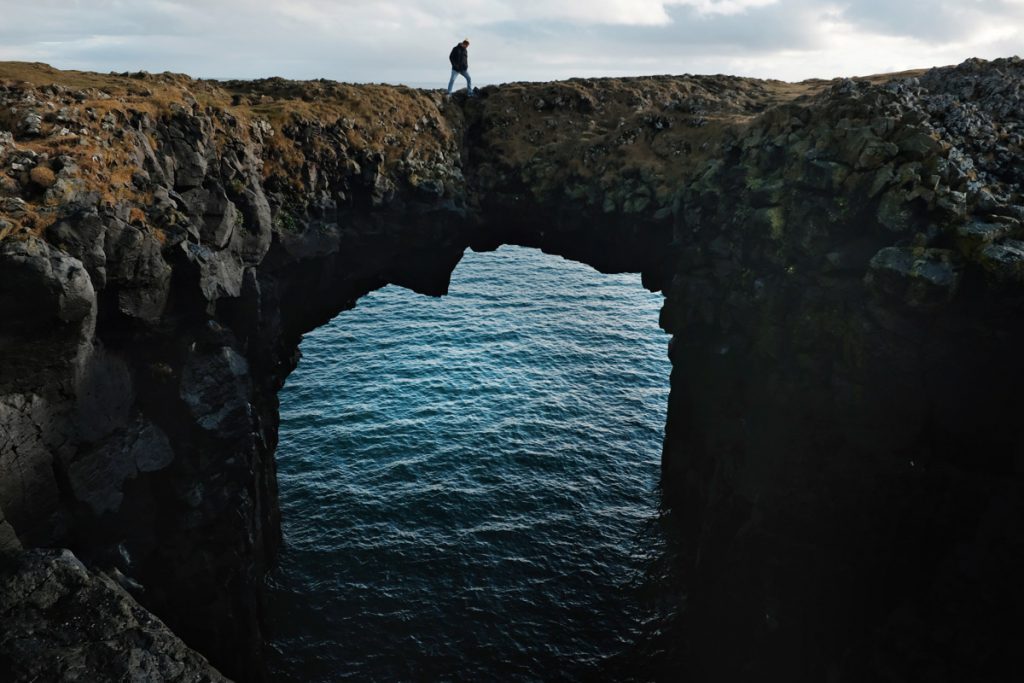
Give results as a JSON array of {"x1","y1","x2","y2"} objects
[
  {"x1": 17, "y1": 111, "x2": 42, "y2": 137},
  {"x1": 0, "y1": 237, "x2": 95, "y2": 334}
]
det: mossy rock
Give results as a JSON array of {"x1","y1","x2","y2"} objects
[{"x1": 29, "y1": 166, "x2": 56, "y2": 189}]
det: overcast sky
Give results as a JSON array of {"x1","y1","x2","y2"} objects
[{"x1": 0, "y1": 1, "x2": 1021, "y2": 85}]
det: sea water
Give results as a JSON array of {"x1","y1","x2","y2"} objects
[{"x1": 266, "y1": 245, "x2": 674, "y2": 681}]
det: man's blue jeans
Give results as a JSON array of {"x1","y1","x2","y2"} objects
[{"x1": 447, "y1": 69, "x2": 472, "y2": 96}]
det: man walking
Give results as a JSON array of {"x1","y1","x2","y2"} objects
[{"x1": 447, "y1": 39, "x2": 473, "y2": 97}]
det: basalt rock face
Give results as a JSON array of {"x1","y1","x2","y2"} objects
[
  {"x1": 0, "y1": 549, "x2": 229, "y2": 681},
  {"x1": 655, "y1": 61, "x2": 1024, "y2": 680},
  {"x1": 1, "y1": 58, "x2": 1022, "y2": 681},
  {"x1": 0, "y1": 65, "x2": 471, "y2": 680}
]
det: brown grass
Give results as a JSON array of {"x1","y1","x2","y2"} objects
[
  {"x1": 0, "y1": 60, "x2": 934, "y2": 237},
  {"x1": 29, "y1": 166, "x2": 55, "y2": 188}
]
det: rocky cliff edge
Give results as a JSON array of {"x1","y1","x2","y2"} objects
[{"x1": 1, "y1": 58, "x2": 1022, "y2": 681}]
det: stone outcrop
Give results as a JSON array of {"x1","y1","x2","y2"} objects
[
  {"x1": 0, "y1": 549, "x2": 228, "y2": 681},
  {"x1": 0, "y1": 58, "x2": 1021, "y2": 681}
]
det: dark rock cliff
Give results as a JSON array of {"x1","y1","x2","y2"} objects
[
  {"x1": 0, "y1": 548, "x2": 229, "y2": 681},
  {"x1": 0, "y1": 58, "x2": 1021, "y2": 681}
]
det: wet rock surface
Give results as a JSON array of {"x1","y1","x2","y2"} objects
[{"x1": 0, "y1": 58, "x2": 1022, "y2": 681}]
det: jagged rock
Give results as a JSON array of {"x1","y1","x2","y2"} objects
[
  {"x1": 856, "y1": 139, "x2": 900, "y2": 170},
  {"x1": 182, "y1": 242, "x2": 244, "y2": 301},
  {"x1": 17, "y1": 111, "x2": 42, "y2": 137},
  {"x1": 73, "y1": 346, "x2": 134, "y2": 443},
  {"x1": 235, "y1": 183, "x2": 273, "y2": 264},
  {"x1": 0, "y1": 394, "x2": 67, "y2": 539},
  {"x1": 169, "y1": 139, "x2": 208, "y2": 190},
  {"x1": 0, "y1": 549, "x2": 230, "y2": 682},
  {"x1": 894, "y1": 129, "x2": 942, "y2": 160},
  {"x1": 866, "y1": 246, "x2": 961, "y2": 308},
  {"x1": 180, "y1": 346, "x2": 252, "y2": 437},
  {"x1": 103, "y1": 219, "x2": 172, "y2": 321},
  {"x1": 369, "y1": 169, "x2": 396, "y2": 207},
  {"x1": 0, "y1": 506, "x2": 21, "y2": 551},
  {"x1": 979, "y1": 239, "x2": 1024, "y2": 284},
  {"x1": 182, "y1": 184, "x2": 238, "y2": 249},
  {"x1": 956, "y1": 219, "x2": 1015, "y2": 250},
  {"x1": 0, "y1": 197, "x2": 29, "y2": 219},
  {"x1": 68, "y1": 417, "x2": 174, "y2": 515},
  {"x1": 877, "y1": 188, "x2": 917, "y2": 232},
  {"x1": 0, "y1": 237, "x2": 95, "y2": 335},
  {"x1": 130, "y1": 129, "x2": 171, "y2": 186},
  {"x1": 47, "y1": 211, "x2": 109, "y2": 288}
]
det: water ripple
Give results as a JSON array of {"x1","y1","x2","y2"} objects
[{"x1": 266, "y1": 246, "x2": 671, "y2": 682}]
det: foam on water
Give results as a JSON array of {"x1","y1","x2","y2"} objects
[{"x1": 266, "y1": 245, "x2": 673, "y2": 681}]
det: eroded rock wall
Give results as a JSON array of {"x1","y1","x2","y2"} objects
[
  {"x1": 0, "y1": 67, "x2": 473, "y2": 679},
  {"x1": 656, "y1": 62, "x2": 1024, "y2": 680}
]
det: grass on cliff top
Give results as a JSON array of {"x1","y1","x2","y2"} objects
[
  {"x1": 0, "y1": 61, "x2": 935, "y2": 239},
  {"x1": 0, "y1": 63, "x2": 220, "y2": 241},
  {"x1": 0, "y1": 61, "x2": 156, "y2": 92},
  {"x1": 468, "y1": 75, "x2": 805, "y2": 200},
  {"x1": 0, "y1": 61, "x2": 459, "y2": 157},
  {"x1": 467, "y1": 66, "x2": 931, "y2": 203},
  {"x1": 0, "y1": 61, "x2": 232, "y2": 105},
  {"x1": 0, "y1": 63, "x2": 465, "y2": 239}
]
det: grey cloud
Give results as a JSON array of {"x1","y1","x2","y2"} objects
[
  {"x1": 0, "y1": 4, "x2": 192, "y2": 43},
  {"x1": 603, "y1": 1, "x2": 825, "y2": 51},
  {"x1": 473, "y1": 2, "x2": 826, "y2": 80},
  {"x1": 833, "y1": 0, "x2": 1024, "y2": 41}
]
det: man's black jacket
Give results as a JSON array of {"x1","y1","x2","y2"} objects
[{"x1": 449, "y1": 44, "x2": 468, "y2": 72}]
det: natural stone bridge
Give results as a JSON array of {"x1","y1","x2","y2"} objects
[{"x1": 1, "y1": 58, "x2": 1022, "y2": 681}]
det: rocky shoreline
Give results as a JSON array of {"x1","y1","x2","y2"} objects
[{"x1": 1, "y1": 58, "x2": 1022, "y2": 680}]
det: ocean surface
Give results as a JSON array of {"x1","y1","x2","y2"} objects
[{"x1": 265, "y1": 245, "x2": 676, "y2": 681}]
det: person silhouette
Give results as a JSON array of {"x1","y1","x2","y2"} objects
[{"x1": 447, "y1": 39, "x2": 473, "y2": 97}]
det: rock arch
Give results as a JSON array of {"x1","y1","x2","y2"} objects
[{"x1": 1, "y1": 58, "x2": 1022, "y2": 680}]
